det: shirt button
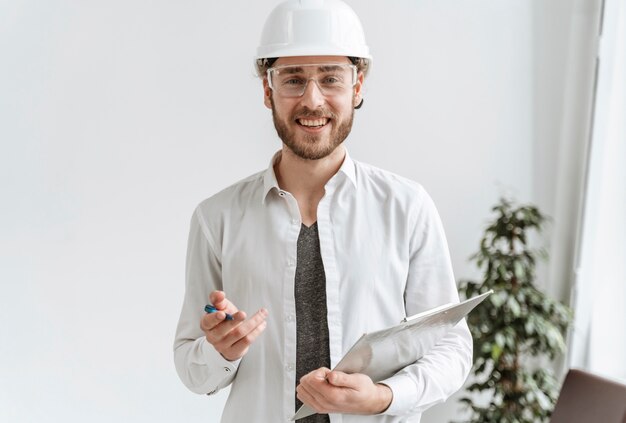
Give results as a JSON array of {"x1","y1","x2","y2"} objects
[
  {"x1": 285, "y1": 363, "x2": 295, "y2": 372},
  {"x1": 285, "y1": 314, "x2": 295, "y2": 322},
  {"x1": 288, "y1": 260, "x2": 295, "y2": 267},
  {"x1": 291, "y1": 218, "x2": 299, "y2": 225}
]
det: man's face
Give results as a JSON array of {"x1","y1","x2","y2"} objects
[{"x1": 263, "y1": 56, "x2": 364, "y2": 161}]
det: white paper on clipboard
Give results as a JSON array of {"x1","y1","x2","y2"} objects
[{"x1": 292, "y1": 290, "x2": 492, "y2": 421}]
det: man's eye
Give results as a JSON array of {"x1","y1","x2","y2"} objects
[
  {"x1": 283, "y1": 78, "x2": 305, "y2": 86},
  {"x1": 322, "y1": 76, "x2": 341, "y2": 84}
]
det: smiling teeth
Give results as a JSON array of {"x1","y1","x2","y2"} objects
[{"x1": 299, "y1": 118, "x2": 328, "y2": 127}]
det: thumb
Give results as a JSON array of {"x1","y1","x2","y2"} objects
[
  {"x1": 326, "y1": 371, "x2": 363, "y2": 389},
  {"x1": 209, "y1": 291, "x2": 239, "y2": 314},
  {"x1": 209, "y1": 291, "x2": 226, "y2": 308}
]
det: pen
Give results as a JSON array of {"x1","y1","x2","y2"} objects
[{"x1": 204, "y1": 304, "x2": 234, "y2": 320}]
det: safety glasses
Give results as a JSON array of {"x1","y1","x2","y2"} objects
[{"x1": 266, "y1": 63, "x2": 358, "y2": 98}]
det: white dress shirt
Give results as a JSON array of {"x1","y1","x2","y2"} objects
[{"x1": 174, "y1": 151, "x2": 472, "y2": 423}]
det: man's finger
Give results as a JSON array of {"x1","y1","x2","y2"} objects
[
  {"x1": 299, "y1": 368, "x2": 334, "y2": 402},
  {"x1": 300, "y1": 367, "x2": 330, "y2": 384},
  {"x1": 208, "y1": 308, "x2": 265, "y2": 344},
  {"x1": 222, "y1": 308, "x2": 267, "y2": 344},
  {"x1": 209, "y1": 290, "x2": 228, "y2": 309},
  {"x1": 218, "y1": 310, "x2": 268, "y2": 361},
  {"x1": 326, "y1": 371, "x2": 363, "y2": 389},
  {"x1": 297, "y1": 382, "x2": 331, "y2": 414},
  {"x1": 201, "y1": 310, "x2": 229, "y2": 332},
  {"x1": 228, "y1": 319, "x2": 268, "y2": 355},
  {"x1": 201, "y1": 309, "x2": 244, "y2": 339}
]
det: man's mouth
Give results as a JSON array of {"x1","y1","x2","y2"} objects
[{"x1": 296, "y1": 118, "x2": 330, "y2": 128}]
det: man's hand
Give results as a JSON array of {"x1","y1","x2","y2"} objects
[
  {"x1": 200, "y1": 291, "x2": 268, "y2": 361},
  {"x1": 296, "y1": 368, "x2": 393, "y2": 415}
]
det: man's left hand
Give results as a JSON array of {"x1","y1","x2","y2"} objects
[{"x1": 296, "y1": 368, "x2": 393, "y2": 415}]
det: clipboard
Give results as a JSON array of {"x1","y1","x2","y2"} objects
[{"x1": 292, "y1": 290, "x2": 493, "y2": 420}]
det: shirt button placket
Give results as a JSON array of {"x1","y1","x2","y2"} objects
[{"x1": 281, "y1": 187, "x2": 298, "y2": 423}]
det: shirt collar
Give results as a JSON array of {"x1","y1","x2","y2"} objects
[
  {"x1": 261, "y1": 149, "x2": 357, "y2": 204},
  {"x1": 337, "y1": 150, "x2": 357, "y2": 188},
  {"x1": 262, "y1": 151, "x2": 282, "y2": 203}
]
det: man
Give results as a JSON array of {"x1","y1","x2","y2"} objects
[{"x1": 173, "y1": 1, "x2": 472, "y2": 422}]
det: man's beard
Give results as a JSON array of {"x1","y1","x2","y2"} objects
[{"x1": 270, "y1": 96, "x2": 354, "y2": 160}]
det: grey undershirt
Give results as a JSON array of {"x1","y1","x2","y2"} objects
[{"x1": 295, "y1": 222, "x2": 331, "y2": 423}]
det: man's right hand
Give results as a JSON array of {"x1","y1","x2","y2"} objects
[{"x1": 200, "y1": 290, "x2": 268, "y2": 361}]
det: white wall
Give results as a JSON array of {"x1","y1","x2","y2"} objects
[{"x1": 0, "y1": 1, "x2": 589, "y2": 422}]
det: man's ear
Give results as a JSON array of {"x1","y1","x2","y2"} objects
[
  {"x1": 353, "y1": 72, "x2": 365, "y2": 108},
  {"x1": 263, "y1": 78, "x2": 272, "y2": 109}
]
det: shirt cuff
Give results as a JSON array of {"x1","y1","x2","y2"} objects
[
  {"x1": 199, "y1": 338, "x2": 240, "y2": 394},
  {"x1": 377, "y1": 373, "x2": 418, "y2": 416},
  {"x1": 201, "y1": 338, "x2": 241, "y2": 369}
]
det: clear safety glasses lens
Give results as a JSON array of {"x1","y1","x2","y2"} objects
[{"x1": 267, "y1": 63, "x2": 357, "y2": 98}]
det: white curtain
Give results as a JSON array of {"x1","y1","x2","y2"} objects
[{"x1": 568, "y1": 0, "x2": 626, "y2": 383}]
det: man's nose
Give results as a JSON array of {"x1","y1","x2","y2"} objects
[{"x1": 299, "y1": 79, "x2": 326, "y2": 109}]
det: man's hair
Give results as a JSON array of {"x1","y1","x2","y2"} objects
[{"x1": 255, "y1": 57, "x2": 371, "y2": 78}]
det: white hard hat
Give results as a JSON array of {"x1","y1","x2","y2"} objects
[{"x1": 256, "y1": 0, "x2": 372, "y2": 60}]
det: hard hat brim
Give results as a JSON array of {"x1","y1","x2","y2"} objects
[{"x1": 256, "y1": 45, "x2": 372, "y2": 61}]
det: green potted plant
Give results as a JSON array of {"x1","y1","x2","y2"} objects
[{"x1": 457, "y1": 198, "x2": 572, "y2": 422}]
